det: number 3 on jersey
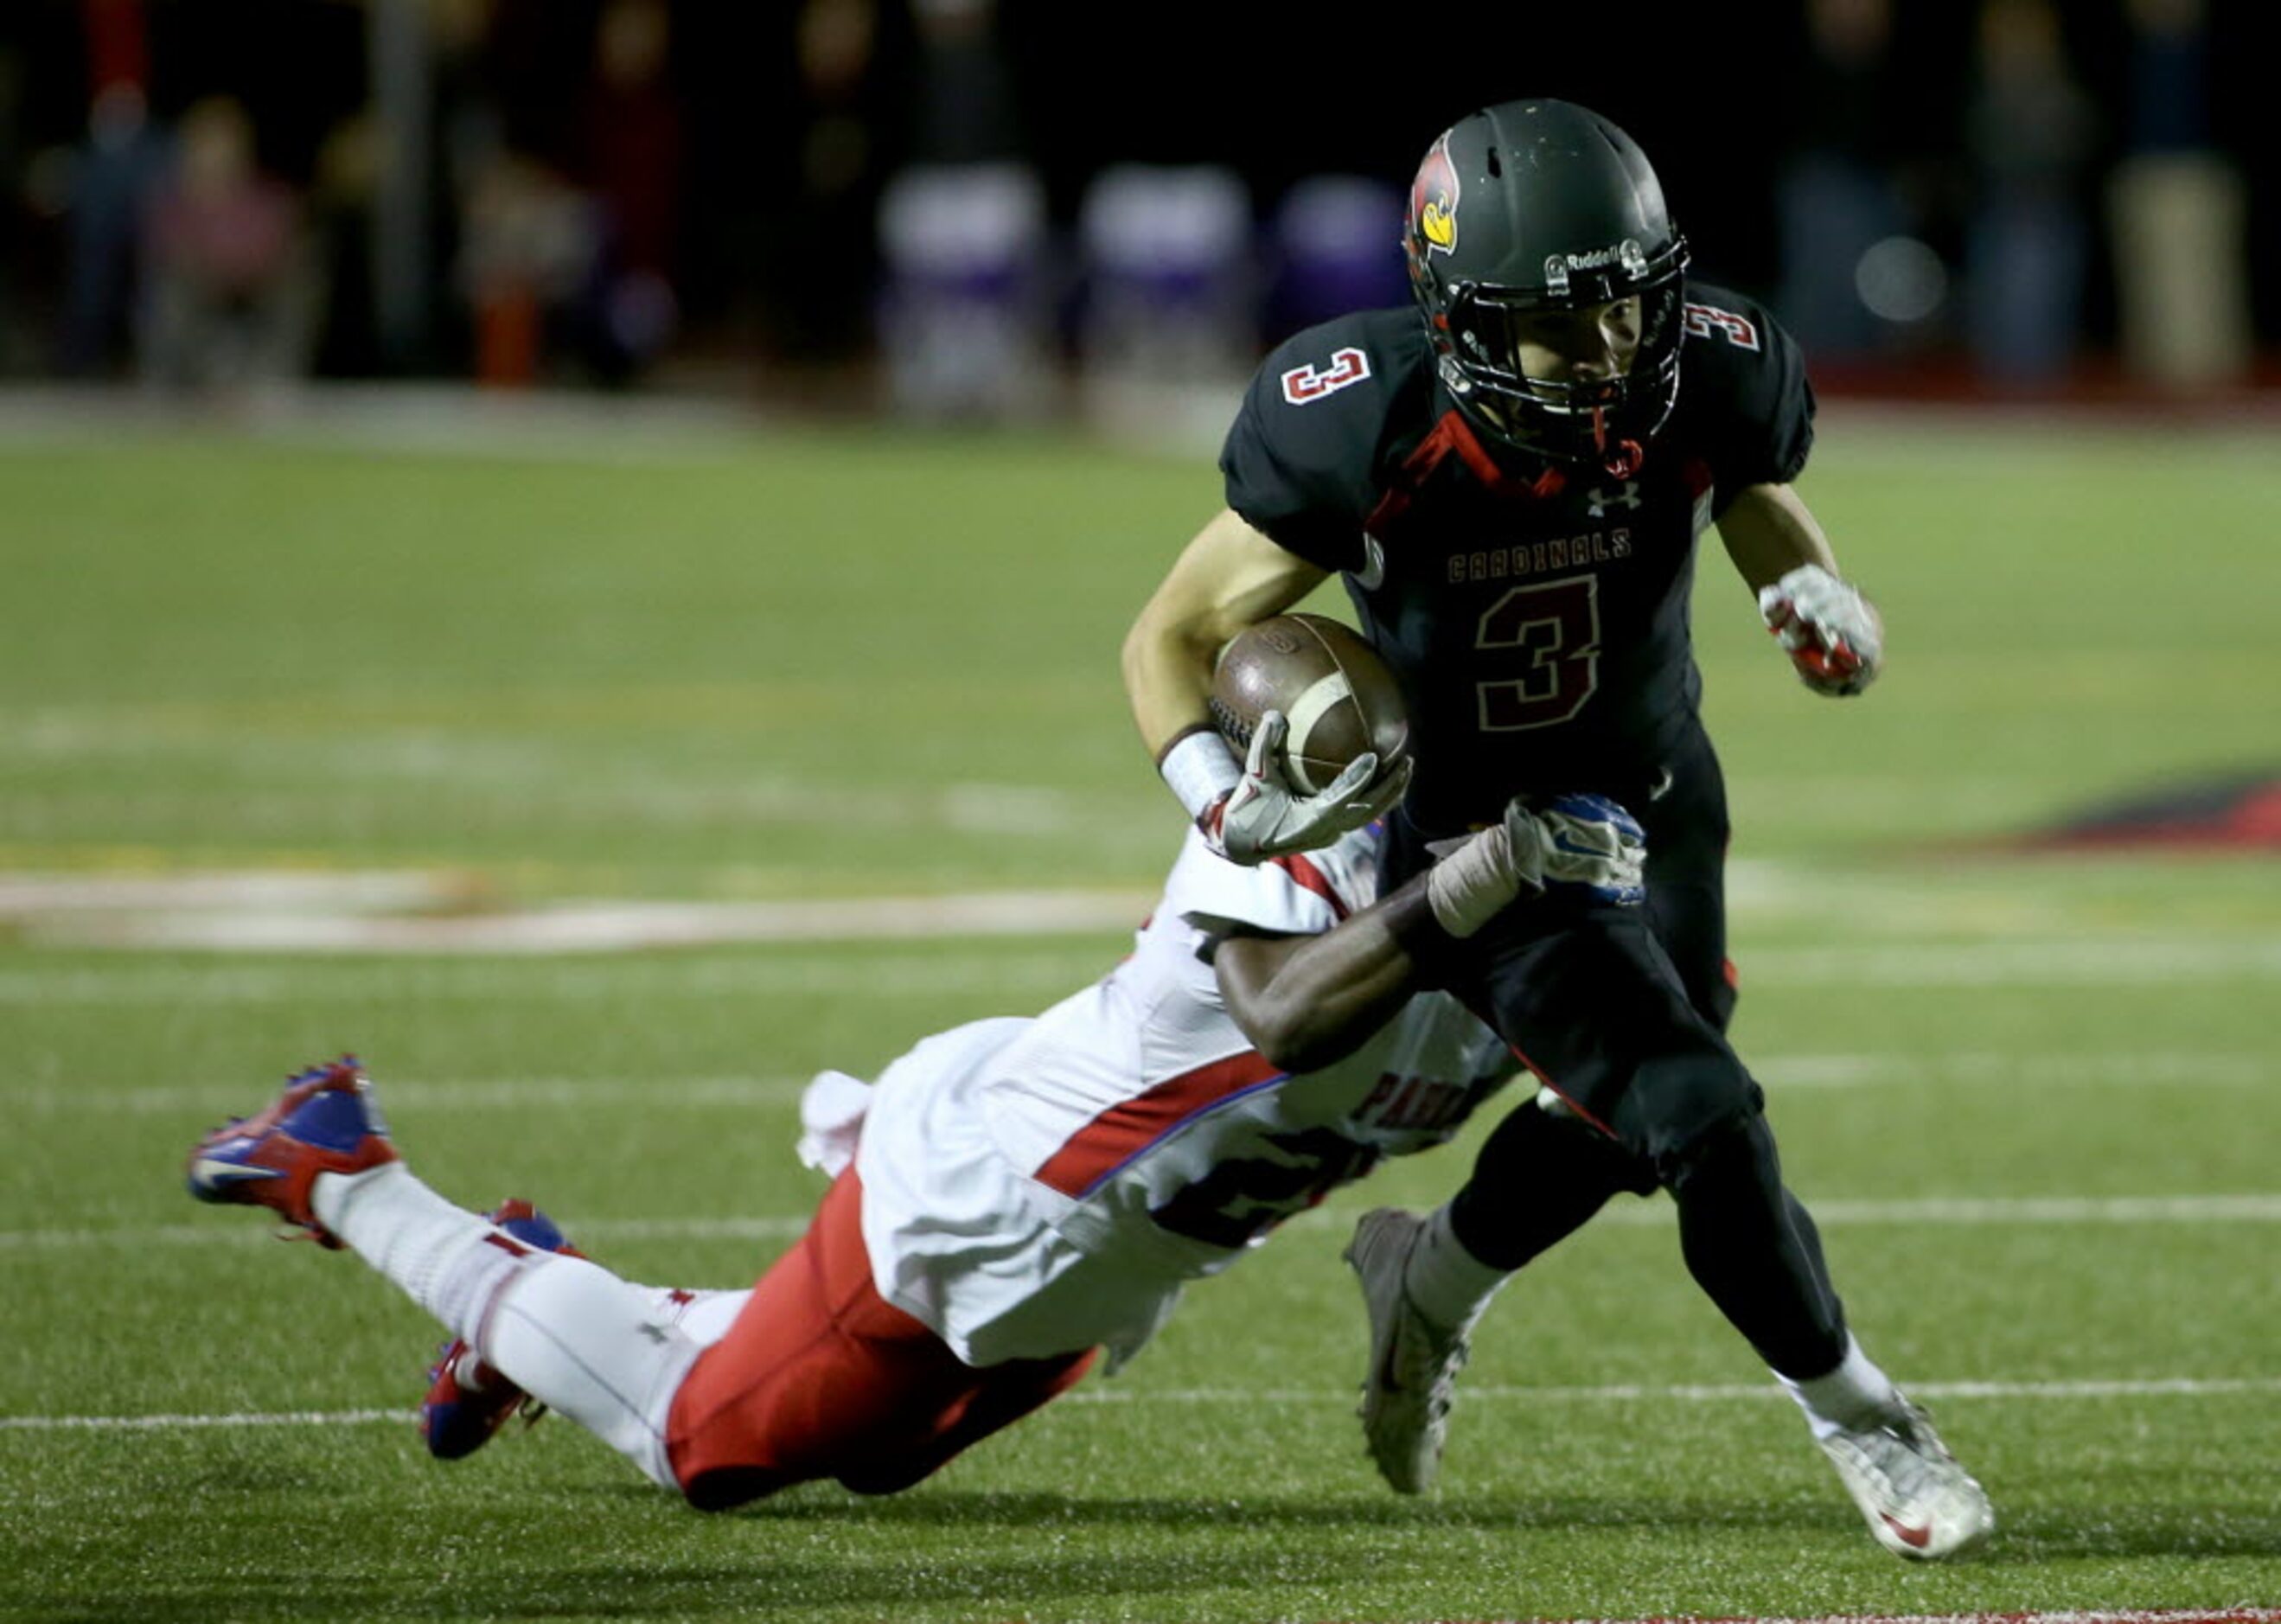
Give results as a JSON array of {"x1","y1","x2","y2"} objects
[{"x1": 1475, "y1": 577, "x2": 1601, "y2": 730}]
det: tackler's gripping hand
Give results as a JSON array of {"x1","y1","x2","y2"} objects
[
  {"x1": 1426, "y1": 791, "x2": 1648, "y2": 937},
  {"x1": 1508, "y1": 792, "x2": 1649, "y2": 907},
  {"x1": 1759, "y1": 564, "x2": 1883, "y2": 696},
  {"x1": 1201, "y1": 709, "x2": 1412, "y2": 865}
]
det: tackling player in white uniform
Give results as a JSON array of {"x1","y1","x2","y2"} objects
[
  {"x1": 846, "y1": 820, "x2": 1525, "y2": 1373},
  {"x1": 185, "y1": 792, "x2": 1645, "y2": 1509}
]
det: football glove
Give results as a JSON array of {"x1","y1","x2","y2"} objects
[
  {"x1": 1201, "y1": 709, "x2": 1412, "y2": 866},
  {"x1": 1427, "y1": 791, "x2": 1648, "y2": 937},
  {"x1": 1759, "y1": 563, "x2": 1882, "y2": 696}
]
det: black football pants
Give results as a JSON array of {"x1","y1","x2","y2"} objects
[{"x1": 1388, "y1": 725, "x2": 1850, "y2": 1381}]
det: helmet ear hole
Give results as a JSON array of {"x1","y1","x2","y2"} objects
[{"x1": 1486, "y1": 145, "x2": 1502, "y2": 178}]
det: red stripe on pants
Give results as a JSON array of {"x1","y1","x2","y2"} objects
[{"x1": 664, "y1": 1167, "x2": 1096, "y2": 1509}]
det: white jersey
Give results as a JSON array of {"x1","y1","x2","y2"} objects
[{"x1": 835, "y1": 824, "x2": 1517, "y2": 1370}]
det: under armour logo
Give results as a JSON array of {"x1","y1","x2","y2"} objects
[{"x1": 1585, "y1": 482, "x2": 1642, "y2": 516}]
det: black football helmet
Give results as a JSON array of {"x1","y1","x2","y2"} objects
[{"x1": 1404, "y1": 99, "x2": 1690, "y2": 476}]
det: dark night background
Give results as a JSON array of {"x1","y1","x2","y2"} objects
[{"x1": 4, "y1": 0, "x2": 2276, "y2": 380}]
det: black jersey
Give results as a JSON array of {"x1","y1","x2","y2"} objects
[{"x1": 1221, "y1": 283, "x2": 1812, "y2": 830}]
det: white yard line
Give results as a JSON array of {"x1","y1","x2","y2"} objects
[
  {"x1": 0, "y1": 871, "x2": 470, "y2": 913},
  {"x1": 8, "y1": 1072, "x2": 814, "y2": 1116},
  {"x1": 2, "y1": 860, "x2": 2277, "y2": 960},
  {"x1": 29, "y1": 889, "x2": 1155, "y2": 953},
  {"x1": 1739, "y1": 937, "x2": 2281, "y2": 986},
  {"x1": 1561, "y1": 1615, "x2": 2281, "y2": 1624},
  {"x1": 0, "y1": 1215, "x2": 817, "y2": 1252},
  {"x1": 6, "y1": 934, "x2": 2281, "y2": 1004},
  {"x1": 0, "y1": 950, "x2": 1101, "y2": 1006},
  {"x1": 635, "y1": 1192, "x2": 2281, "y2": 1232},
  {"x1": 1073, "y1": 1377, "x2": 2281, "y2": 1406},
  {"x1": 5, "y1": 380, "x2": 2273, "y2": 460},
  {"x1": 13, "y1": 1052, "x2": 2264, "y2": 1116},
  {"x1": 0, "y1": 382, "x2": 758, "y2": 464},
  {"x1": 1751, "y1": 1194, "x2": 2281, "y2": 1225},
  {"x1": 1753, "y1": 1052, "x2": 2273, "y2": 1090},
  {"x1": 9, "y1": 1378, "x2": 2281, "y2": 1434},
  {"x1": 1719, "y1": 1615, "x2": 2281, "y2": 1624},
  {"x1": 0, "y1": 1408, "x2": 415, "y2": 1432},
  {"x1": 10, "y1": 1193, "x2": 2281, "y2": 1255}
]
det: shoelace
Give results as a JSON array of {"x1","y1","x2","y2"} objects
[{"x1": 1850, "y1": 1412, "x2": 1955, "y2": 1502}]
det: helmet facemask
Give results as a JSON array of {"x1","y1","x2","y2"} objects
[{"x1": 1434, "y1": 243, "x2": 1689, "y2": 479}]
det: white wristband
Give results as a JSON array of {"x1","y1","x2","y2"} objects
[{"x1": 1160, "y1": 729, "x2": 1243, "y2": 822}]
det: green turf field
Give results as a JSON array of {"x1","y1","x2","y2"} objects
[{"x1": 3, "y1": 403, "x2": 2278, "y2": 1622}]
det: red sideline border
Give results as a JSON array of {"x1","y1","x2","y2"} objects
[{"x1": 1458, "y1": 1612, "x2": 2281, "y2": 1624}]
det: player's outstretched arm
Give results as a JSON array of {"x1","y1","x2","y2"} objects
[
  {"x1": 1214, "y1": 796, "x2": 1647, "y2": 1073},
  {"x1": 1716, "y1": 483, "x2": 1883, "y2": 696},
  {"x1": 1213, "y1": 879, "x2": 1442, "y2": 1074}
]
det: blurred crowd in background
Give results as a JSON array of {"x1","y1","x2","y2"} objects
[{"x1": 0, "y1": 0, "x2": 2274, "y2": 419}]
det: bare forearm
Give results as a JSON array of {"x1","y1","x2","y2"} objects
[
  {"x1": 1213, "y1": 879, "x2": 1442, "y2": 1072},
  {"x1": 1121, "y1": 611, "x2": 1223, "y2": 761},
  {"x1": 1123, "y1": 508, "x2": 1327, "y2": 759},
  {"x1": 1716, "y1": 481, "x2": 1839, "y2": 595}
]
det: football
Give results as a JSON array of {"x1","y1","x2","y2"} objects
[{"x1": 1209, "y1": 614, "x2": 1409, "y2": 795}]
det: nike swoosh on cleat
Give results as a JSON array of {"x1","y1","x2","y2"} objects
[
  {"x1": 191, "y1": 1159, "x2": 284, "y2": 1187},
  {"x1": 1880, "y1": 1512, "x2": 1933, "y2": 1550}
]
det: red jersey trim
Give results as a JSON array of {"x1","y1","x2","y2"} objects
[
  {"x1": 1269, "y1": 853, "x2": 1350, "y2": 922},
  {"x1": 1364, "y1": 410, "x2": 1567, "y2": 538},
  {"x1": 1032, "y1": 1051, "x2": 1287, "y2": 1199},
  {"x1": 1436, "y1": 407, "x2": 1499, "y2": 489}
]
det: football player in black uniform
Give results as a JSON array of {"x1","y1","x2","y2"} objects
[{"x1": 1122, "y1": 100, "x2": 1993, "y2": 1560}]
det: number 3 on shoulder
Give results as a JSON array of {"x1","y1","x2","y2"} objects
[{"x1": 1281, "y1": 348, "x2": 1371, "y2": 406}]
